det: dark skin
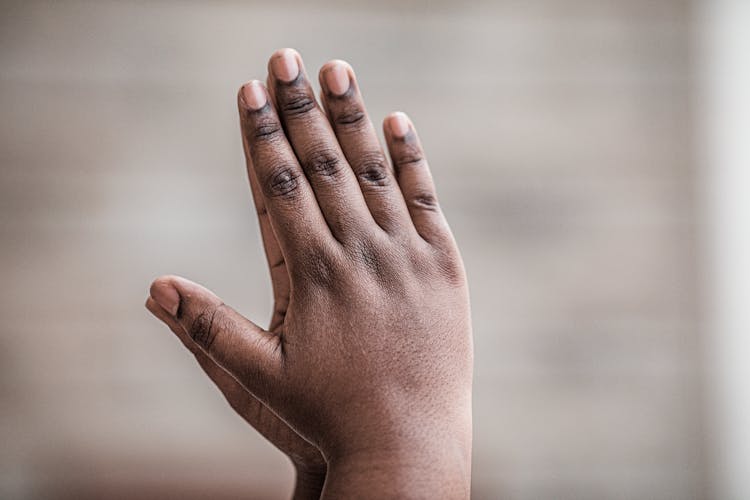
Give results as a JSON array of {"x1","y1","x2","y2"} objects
[{"x1": 147, "y1": 48, "x2": 472, "y2": 499}]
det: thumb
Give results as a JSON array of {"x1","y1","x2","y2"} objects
[{"x1": 148, "y1": 275, "x2": 282, "y2": 396}]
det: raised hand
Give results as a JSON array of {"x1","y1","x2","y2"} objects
[{"x1": 147, "y1": 48, "x2": 473, "y2": 499}]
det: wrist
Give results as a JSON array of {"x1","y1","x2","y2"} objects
[
  {"x1": 317, "y1": 399, "x2": 472, "y2": 498},
  {"x1": 322, "y1": 438, "x2": 471, "y2": 499}
]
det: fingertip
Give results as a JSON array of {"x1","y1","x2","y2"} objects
[
  {"x1": 149, "y1": 275, "x2": 181, "y2": 316},
  {"x1": 270, "y1": 47, "x2": 301, "y2": 61},
  {"x1": 320, "y1": 58, "x2": 352, "y2": 74},
  {"x1": 146, "y1": 295, "x2": 202, "y2": 351},
  {"x1": 238, "y1": 80, "x2": 268, "y2": 111},
  {"x1": 145, "y1": 296, "x2": 158, "y2": 315},
  {"x1": 385, "y1": 111, "x2": 412, "y2": 139},
  {"x1": 145, "y1": 294, "x2": 174, "y2": 327},
  {"x1": 319, "y1": 59, "x2": 353, "y2": 97},
  {"x1": 268, "y1": 48, "x2": 302, "y2": 83}
]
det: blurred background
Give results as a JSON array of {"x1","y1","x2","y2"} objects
[{"x1": 1, "y1": 0, "x2": 748, "y2": 498}]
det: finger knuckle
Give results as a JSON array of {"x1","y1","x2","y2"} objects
[
  {"x1": 394, "y1": 142, "x2": 424, "y2": 168},
  {"x1": 291, "y1": 248, "x2": 338, "y2": 289},
  {"x1": 434, "y1": 248, "x2": 466, "y2": 287},
  {"x1": 263, "y1": 164, "x2": 302, "y2": 198},
  {"x1": 333, "y1": 104, "x2": 366, "y2": 130},
  {"x1": 355, "y1": 155, "x2": 391, "y2": 187},
  {"x1": 348, "y1": 237, "x2": 385, "y2": 276},
  {"x1": 409, "y1": 190, "x2": 439, "y2": 211},
  {"x1": 188, "y1": 304, "x2": 223, "y2": 351},
  {"x1": 252, "y1": 118, "x2": 283, "y2": 143},
  {"x1": 305, "y1": 149, "x2": 343, "y2": 178},
  {"x1": 406, "y1": 241, "x2": 460, "y2": 285},
  {"x1": 279, "y1": 91, "x2": 316, "y2": 118}
]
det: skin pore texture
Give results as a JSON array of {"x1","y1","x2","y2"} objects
[{"x1": 146, "y1": 48, "x2": 473, "y2": 499}]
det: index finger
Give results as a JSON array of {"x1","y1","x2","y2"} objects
[{"x1": 238, "y1": 80, "x2": 333, "y2": 260}]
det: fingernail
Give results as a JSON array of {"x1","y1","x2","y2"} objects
[
  {"x1": 151, "y1": 281, "x2": 180, "y2": 316},
  {"x1": 325, "y1": 62, "x2": 350, "y2": 96},
  {"x1": 241, "y1": 81, "x2": 267, "y2": 110},
  {"x1": 272, "y1": 49, "x2": 300, "y2": 83},
  {"x1": 389, "y1": 112, "x2": 410, "y2": 138}
]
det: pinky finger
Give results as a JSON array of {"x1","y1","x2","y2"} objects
[{"x1": 384, "y1": 112, "x2": 450, "y2": 245}]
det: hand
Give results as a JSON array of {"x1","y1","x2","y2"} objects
[{"x1": 147, "y1": 48, "x2": 473, "y2": 499}]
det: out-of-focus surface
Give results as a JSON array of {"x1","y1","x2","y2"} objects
[
  {"x1": 0, "y1": 1, "x2": 706, "y2": 498},
  {"x1": 701, "y1": 1, "x2": 750, "y2": 499}
]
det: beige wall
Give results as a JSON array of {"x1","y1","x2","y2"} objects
[{"x1": 0, "y1": 1, "x2": 702, "y2": 498}]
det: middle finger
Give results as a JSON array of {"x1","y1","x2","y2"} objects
[{"x1": 267, "y1": 48, "x2": 374, "y2": 243}]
